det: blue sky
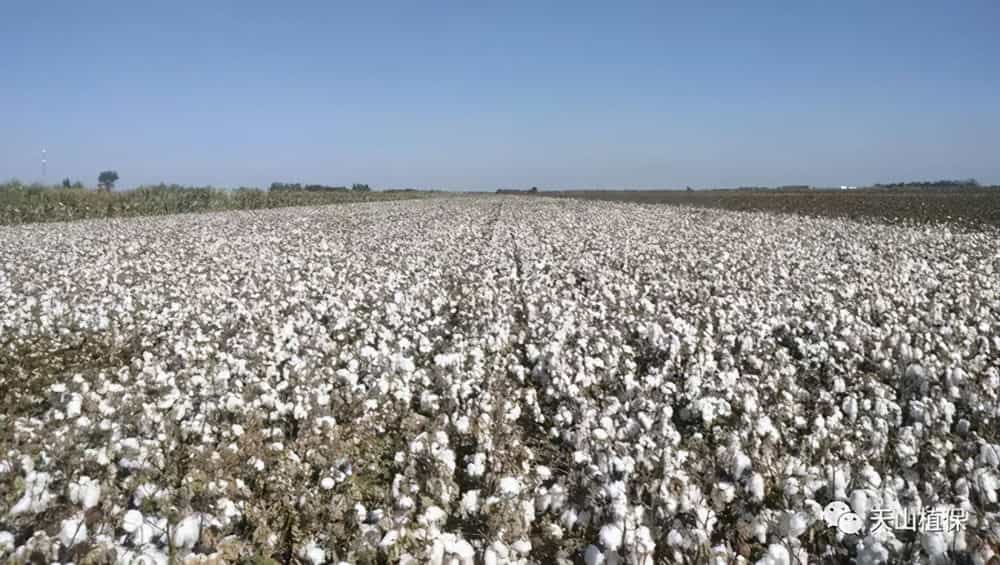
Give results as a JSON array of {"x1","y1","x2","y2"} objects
[{"x1": 2, "y1": 1, "x2": 998, "y2": 190}]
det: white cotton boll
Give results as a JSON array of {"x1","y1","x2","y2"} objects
[
  {"x1": 979, "y1": 443, "x2": 1000, "y2": 468},
  {"x1": 756, "y1": 416, "x2": 778, "y2": 440},
  {"x1": 905, "y1": 363, "x2": 927, "y2": 382},
  {"x1": 396, "y1": 356, "x2": 416, "y2": 375},
  {"x1": 298, "y1": 540, "x2": 327, "y2": 565},
  {"x1": 749, "y1": 473, "x2": 765, "y2": 502},
  {"x1": 560, "y1": 508, "x2": 579, "y2": 530},
  {"x1": 842, "y1": 397, "x2": 858, "y2": 420},
  {"x1": 635, "y1": 525, "x2": 655, "y2": 554},
  {"x1": 467, "y1": 453, "x2": 486, "y2": 478},
  {"x1": 511, "y1": 538, "x2": 531, "y2": 555},
  {"x1": 0, "y1": 531, "x2": 13, "y2": 554},
  {"x1": 974, "y1": 470, "x2": 998, "y2": 503},
  {"x1": 225, "y1": 396, "x2": 244, "y2": 412},
  {"x1": 69, "y1": 476, "x2": 101, "y2": 510},
  {"x1": 421, "y1": 506, "x2": 447, "y2": 528},
  {"x1": 60, "y1": 515, "x2": 87, "y2": 547},
  {"x1": 217, "y1": 498, "x2": 242, "y2": 525},
  {"x1": 921, "y1": 531, "x2": 948, "y2": 561},
  {"x1": 781, "y1": 511, "x2": 808, "y2": 539},
  {"x1": 755, "y1": 543, "x2": 790, "y2": 565},
  {"x1": 460, "y1": 490, "x2": 480, "y2": 515},
  {"x1": 535, "y1": 490, "x2": 553, "y2": 514},
  {"x1": 637, "y1": 412, "x2": 654, "y2": 431},
  {"x1": 67, "y1": 394, "x2": 83, "y2": 418},
  {"x1": 320, "y1": 477, "x2": 335, "y2": 490},
  {"x1": 133, "y1": 482, "x2": 162, "y2": 505},
  {"x1": 831, "y1": 467, "x2": 851, "y2": 500},
  {"x1": 732, "y1": 451, "x2": 752, "y2": 479},
  {"x1": 854, "y1": 534, "x2": 890, "y2": 564},
  {"x1": 599, "y1": 523, "x2": 623, "y2": 551},
  {"x1": 379, "y1": 530, "x2": 400, "y2": 548},
  {"x1": 445, "y1": 538, "x2": 475, "y2": 563},
  {"x1": 293, "y1": 403, "x2": 309, "y2": 420},
  {"x1": 712, "y1": 482, "x2": 736, "y2": 507},
  {"x1": 696, "y1": 397, "x2": 718, "y2": 426},
  {"x1": 335, "y1": 368, "x2": 358, "y2": 387},
  {"x1": 354, "y1": 503, "x2": 367, "y2": 524},
  {"x1": 119, "y1": 548, "x2": 169, "y2": 565},
  {"x1": 749, "y1": 516, "x2": 769, "y2": 544},
  {"x1": 171, "y1": 515, "x2": 201, "y2": 549},
  {"x1": 520, "y1": 498, "x2": 536, "y2": 527},
  {"x1": 436, "y1": 448, "x2": 457, "y2": 473},
  {"x1": 9, "y1": 471, "x2": 54, "y2": 515},
  {"x1": 666, "y1": 529, "x2": 684, "y2": 546},
  {"x1": 584, "y1": 545, "x2": 606, "y2": 565},
  {"x1": 850, "y1": 490, "x2": 871, "y2": 521},
  {"x1": 858, "y1": 465, "x2": 882, "y2": 489},
  {"x1": 122, "y1": 509, "x2": 144, "y2": 533},
  {"x1": 434, "y1": 352, "x2": 463, "y2": 368},
  {"x1": 832, "y1": 376, "x2": 847, "y2": 393},
  {"x1": 783, "y1": 477, "x2": 800, "y2": 498},
  {"x1": 605, "y1": 481, "x2": 627, "y2": 502},
  {"x1": 484, "y1": 541, "x2": 510, "y2": 565},
  {"x1": 397, "y1": 495, "x2": 415, "y2": 510}
]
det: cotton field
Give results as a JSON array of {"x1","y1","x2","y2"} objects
[{"x1": 1, "y1": 197, "x2": 999, "y2": 564}]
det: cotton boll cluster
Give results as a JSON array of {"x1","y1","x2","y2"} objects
[
  {"x1": 1, "y1": 197, "x2": 998, "y2": 562},
  {"x1": 68, "y1": 475, "x2": 101, "y2": 510}
]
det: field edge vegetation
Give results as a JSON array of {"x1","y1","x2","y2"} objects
[{"x1": 0, "y1": 181, "x2": 437, "y2": 226}]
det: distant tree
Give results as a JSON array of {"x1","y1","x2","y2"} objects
[
  {"x1": 269, "y1": 182, "x2": 304, "y2": 192},
  {"x1": 530, "y1": 186, "x2": 538, "y2": 193},
  {"x1": 686, "y1": 186, "x2": 693, "y2": 192},
  {"x1": 352, "y1": 183, "x2": 371, "y2": 192},
  {"x1": 98, "y1": 170, "x2": 119, "y2": 191},
  {"x1": 3, "y1": 178, "x2": 23, "y2": 190},
  {"x1": 71, "y1": 180, "x2": 84, "y2": 189},
  {"x1": 875, "y1": 178, "x2": 980, "y2": 189},
  {"x1": 62, "y1": 178, "x2": 72, "y2": 188},
  {"x1": 303, "y1": 184, "x2": 349, "y2": 192}
]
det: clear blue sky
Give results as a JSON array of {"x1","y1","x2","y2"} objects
[{"x1": 2, "y1": 1, "x2": 998, "y2": 190}]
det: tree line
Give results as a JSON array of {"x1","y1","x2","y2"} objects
[
  {"x1": 874, "y1": 179, "x2": 985, "y2": 189},
  {"x1": 269, "y1": 182, "x2": 371, "y2": 192}
]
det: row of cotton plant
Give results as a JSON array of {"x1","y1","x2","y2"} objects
[{"x1": 1, "y1": 197, "x2": 997, "y2": 564}]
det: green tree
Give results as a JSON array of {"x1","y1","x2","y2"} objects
[
  {"x1": 98, "y1": 170, "x2": 119, "y2": 191},
  {"x1": 351, "y1": 183, "x2": 371, "y2": 192}
]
